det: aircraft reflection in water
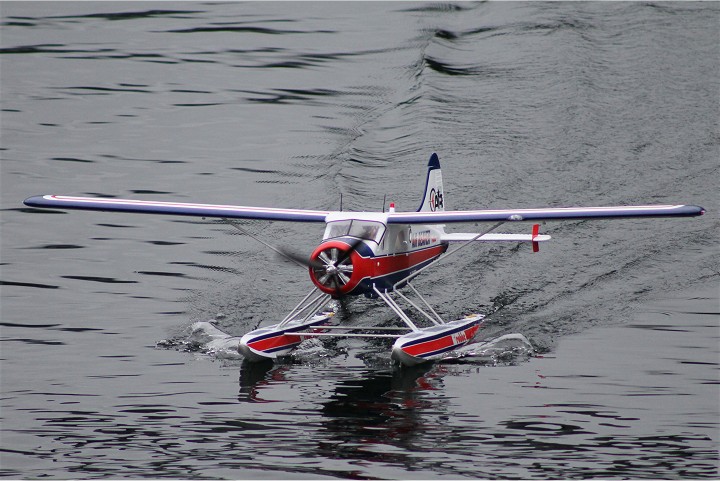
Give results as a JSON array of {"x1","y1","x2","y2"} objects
[
  {"x1": 317, "y1": 366, "x2": 443, "y2": 462},
  {"x1": 239, "y1": 360, "x2": 441, "y2": 403},
  {"x1": 238, "y1": 360, "x2": 445, "y2": 459}
]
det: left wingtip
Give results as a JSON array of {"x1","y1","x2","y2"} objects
[{"x1": 24, "y1": 195, "x2": 47, "y2": 207}]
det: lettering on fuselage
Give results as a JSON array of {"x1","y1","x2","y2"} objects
[{"x1": 410, "y1": 230, "x2": 437, "y2": 248}]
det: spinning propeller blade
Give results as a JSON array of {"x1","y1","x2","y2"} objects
[
  {"x1": 336, "y1": 238, "x2": 363, "y2": 264},
  {"x1": 276, "y1": 248, "x2": 324, "y2": 270}
]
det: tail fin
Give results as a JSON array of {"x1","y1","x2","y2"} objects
[{"x1": 417, "y1": 153, "x2": 445, "y2": 212}]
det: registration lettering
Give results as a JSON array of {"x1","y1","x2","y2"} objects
[
  {"x1": 410, "y1": 230, "x2": 437, "y2": 248},
  {"x1": 451, "y1": 330, "x2": 468, "y2": 345}
]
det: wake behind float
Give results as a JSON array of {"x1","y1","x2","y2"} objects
[{"x1": 25, "y1": 153, "x2": 704, "y2": 366}]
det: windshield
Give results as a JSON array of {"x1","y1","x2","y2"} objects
[
  {"x1": 326, "y1": 220, "x2": 351, "y2": 239},
  {"x1": 324, "y1": 220, "x2": 385, "y2": 243}
]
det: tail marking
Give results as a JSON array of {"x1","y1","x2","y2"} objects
[{"x1": 418, "y1": 153, "x2": 445, "y2": 213}]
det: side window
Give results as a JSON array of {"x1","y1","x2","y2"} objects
[{"x1": 395, "y1": 227, "x2": 409, "y2": 251}]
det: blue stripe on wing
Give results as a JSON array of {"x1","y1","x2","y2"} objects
[
  {"x1": 24, "y1": 195, "x2": 330, "y2": 223},
  {"x1": 388, "y1": 204, "x2": 705, "y2": 224}
]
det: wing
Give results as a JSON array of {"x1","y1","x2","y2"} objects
[
  {"x1": 24, "y1": 196, "x2": 705, "y2": 224},
  {"x1": 23, "y1": 195, "x2": 330, "y2": 223},
  {"x1": 388, "y1": 204, "x2": 705, "y2": 224}
]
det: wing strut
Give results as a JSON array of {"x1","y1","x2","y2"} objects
[{"x1": 392, "y1": 221, "x2": 505, "y2": 291}]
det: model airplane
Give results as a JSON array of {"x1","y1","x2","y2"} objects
[{"x1": 24, "y1": 153, "x2": 705, "y2": 366}]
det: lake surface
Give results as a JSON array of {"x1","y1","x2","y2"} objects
[{"x1": 1, "y1": 2, "x2": 718, "y2": 479}]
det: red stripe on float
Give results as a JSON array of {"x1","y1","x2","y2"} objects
[
  {"x1": 248, "y1": 334, "x2": 300, "y2": 352},
  {"x1": 401, "y1": 324, "x2": 480, "y2": 357}
]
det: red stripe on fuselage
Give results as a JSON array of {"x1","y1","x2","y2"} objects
[
  {"x1": 370, "y1": 244, "x2": 446, "y2": 277},
  {"x1": 343, "y1": 244, "x2": 446, "y2": 293}
]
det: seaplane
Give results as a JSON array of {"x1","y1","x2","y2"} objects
[{"x1": 24, "y1": 153, "x2": 705, "y2": 366}]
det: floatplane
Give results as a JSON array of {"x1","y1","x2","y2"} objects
[{"x1": 24, "y1": 154, "x2": 705, "y2": 366}]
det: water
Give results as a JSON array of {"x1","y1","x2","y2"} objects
[{"x1": 1, "y1": 1, "x2": 718, "y2": 478}]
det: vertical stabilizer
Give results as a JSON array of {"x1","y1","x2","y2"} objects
[{"x1": 417, "y1": 153, "x2": 445, "y2": 212}]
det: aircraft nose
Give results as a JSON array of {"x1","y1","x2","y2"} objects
[{"x1": 308, "y1": 241, "x2": 356, "y2": 297}]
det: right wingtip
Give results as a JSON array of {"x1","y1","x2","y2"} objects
[{"x1": 691, "y1": 204, "x2": 705, "y2": 216}]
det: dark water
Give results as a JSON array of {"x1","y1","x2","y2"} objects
[{"x1": 1, "y1": 2, "x2": 718, "y2": 479}]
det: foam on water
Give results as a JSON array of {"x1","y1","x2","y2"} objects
[{"x1": 161, "y1": 319, "x2": 536, "y2": 368}]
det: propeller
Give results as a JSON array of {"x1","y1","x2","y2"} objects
[
  {"x1": 225, "y1": 217, "x2": 362, "y2": 300},
  {"x1": 312, "y1": 243, "x2": 355, "y2": 296},
  {"x1": 280, "y1": 238, "x2": 364, "y2": 299}
]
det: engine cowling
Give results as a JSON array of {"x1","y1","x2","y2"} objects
[{"x1": 308, "y1": 240, "x2": 357, "y2": 297}]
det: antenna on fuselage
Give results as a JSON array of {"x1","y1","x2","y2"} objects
[
  {"x1": 382, "y1": 194, "x2": 386, "y2": 213},
  {"x1": 340, "y1": 193, "x2": 343, "y2": 212}
]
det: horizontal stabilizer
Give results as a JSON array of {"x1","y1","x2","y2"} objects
[{"x1": 441, "y1": 233, "x2": 552, "y2": 243}]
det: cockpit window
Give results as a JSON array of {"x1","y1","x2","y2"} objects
[
  {"x1": 324, "y1": 220, "x2": 385, "y2": 243},
  {"x1": 326, "y1": 220, "x2": 351, "y2": 239},
  {"x1": 349, "y1": 221, "x2": 384, "y2": 242}
]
